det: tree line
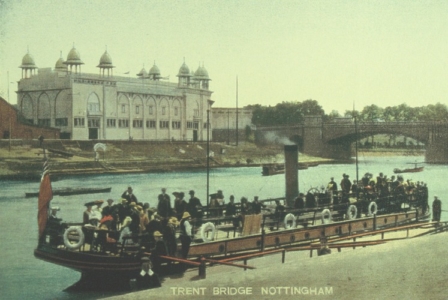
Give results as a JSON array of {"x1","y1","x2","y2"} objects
[{"x1": 249, "y1": 100, "x2": 448, "y2": 126}]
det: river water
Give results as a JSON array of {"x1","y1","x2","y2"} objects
[{"x1": 1, "y1": 154, "x2": 445, "y2": 299}]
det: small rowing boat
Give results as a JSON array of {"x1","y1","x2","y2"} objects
[{"x1": 393, "y1": 162, "x2": 425, "y2": 174}]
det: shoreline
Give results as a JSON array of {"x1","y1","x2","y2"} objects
[{"x1": 0, "y1": 143, "x2": 425, "y2": 181}]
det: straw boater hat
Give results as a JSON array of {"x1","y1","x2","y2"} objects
[
  {"x1": 168, "y1": 217, "x2": 180, "y2": 226},
  {"x1": 153, "y1": 231, "x2": 163, "y2": 237},
  {"x1": 182, "y1": 212, "x2": 191, "y2": 219},
  {"x1": 121, "y1": 198, "x2": 128, "y2": 204}
]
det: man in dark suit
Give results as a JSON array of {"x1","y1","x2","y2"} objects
[
  {"x1": 122, "y1": 186, "x2": 138, "y2": 203},
  {"x1": 157, "y1": 188, "x2": 172, "y2": 219}
]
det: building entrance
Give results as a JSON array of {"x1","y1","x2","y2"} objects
[
  {"x1": 193, "y1": 130, "x2": 198, "y2": 142},
  {"x1": 89, "y1": 128, "x2": 98, "y2": 139}
]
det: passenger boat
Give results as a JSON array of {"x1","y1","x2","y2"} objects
[
  {"x1": 262, "y1": 164, "x2": 285, "y2": 176},
  {"x1": 261, "y1": 163, "x2": 308, "y2": 176},
  {"x1": 34, "y1": 185, "x2": 431, "y2": 288},
  {"x1": 34, "y1": 146, "x2": 432, "y2": 290},
  {"x1": 25, "y1": 187, "x2": 111, "y2": 197}
]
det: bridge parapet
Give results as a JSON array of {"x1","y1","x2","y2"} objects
[{"x1": 254, "y1": 121, "x2": 448, "y2": 163}]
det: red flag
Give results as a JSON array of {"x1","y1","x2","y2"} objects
[{"x1": 38, "y1": 171, "x2": 53, "y2": 238}]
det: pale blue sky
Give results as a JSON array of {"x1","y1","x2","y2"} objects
[{"x1": 1, "y1": 0, "x2": 447, "y2": 114}]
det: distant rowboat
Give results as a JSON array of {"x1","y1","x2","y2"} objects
[
  {"x1": 25, "y1": 187, "x2": 111, "y2": 198},
  {"x1": 393, "y1": 162, "x2": 425, "y2": 174}
]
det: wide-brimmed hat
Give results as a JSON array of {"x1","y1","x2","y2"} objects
[
  {"x1": 121, "y1": 198, "x2": 128, "y2": 204},
  {"x1": 94, "y1": 200, "x2": 104, "y2": 205},
  {"x1": 168, "y1": 217, "x2": 179, "y2": 226},
  {"x1": 172, "y1": 192, "x2": 180, "y2": 197},
  {"x1": 84, "y1": 201, "x2": 95, "y2": 207},
  {"x1": 153, "y1": 231, "x2": 163, "y2": 237},
  {"x1": 182, "y1": 212, "x2": 191, "y2": 219}
]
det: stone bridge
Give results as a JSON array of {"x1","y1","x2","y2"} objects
[{"x1": 254, "y1": 116, "x2": 448, "y2": 163}]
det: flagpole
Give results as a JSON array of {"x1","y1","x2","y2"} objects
[{"x1": 236, "y1": 76, "x2": 238, "y2": 146}]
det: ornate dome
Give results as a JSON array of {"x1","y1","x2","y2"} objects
[
  {"x1": 20, "y1": 52, "x2": 37, "y2": 69},
  {"x1": 55, "y1": 57, "x2": 66, "y2": 71},
  {"x1": 65, "y1": 47, "x2": 84, "y2": 65},
  {"x1": 194, "y1": 65, "x2": 209, "y2": 80},
  {"x1": 177, "y1": 62, "x2": 191, "y2": 77},
  {"x1": 97, "y1": 51, "x2": 114, "y2": 68},
  {"x1": 137, "y1": 67, "x2": 149, "y2": 78},
  {"x1": 149, "y1": 63, "x2": 161, "y2": 76}
]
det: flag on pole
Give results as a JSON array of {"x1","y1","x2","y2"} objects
[{"x1": 38, "y1": 169, "x2": 53, "y2": 239}]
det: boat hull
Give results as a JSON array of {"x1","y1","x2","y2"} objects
[
  {"x1": 188, "y1": 208, "x2": 429, "y2": 257},
  {"x1": 34, "y1": 244, "x2": 141, "y2": 276}
]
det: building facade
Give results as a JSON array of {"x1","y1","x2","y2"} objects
[
  {"x1": 16, "y1": 48, "x2": 214, "y2": 141},
  {"x1": 0, "y1": 97, "x2": 60, "y2": 140},
  {"x1": 211, "y1": 107, "x2": 254, "y2": 143}
]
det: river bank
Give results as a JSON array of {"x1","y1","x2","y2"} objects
[
  {"x1": 0, "y1": 140, "x2": 424, "y2": 180},
  {"x1": 0, "y1": 141, "x2": 327, "y2": 180}
]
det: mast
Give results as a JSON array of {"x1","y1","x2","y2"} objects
[
  {"x1": 235, "y1": 76, "x2": 238, "y2": 146},
  {"x1": 206, "y1": 107, "x2": 210, "y2": 206},
  {"x1": 206, "y1": 100, "x2": 214, "y2": 206},
  {"x1": 354, "y1": 115, "x2": 359, "y2": 201}
]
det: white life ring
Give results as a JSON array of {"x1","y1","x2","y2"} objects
[
  {"x1": 63, "y1": 226, "x2": 85, "y2": 250},
  {"x1": 200, "y1": 222, "x2": 216, "y2": 242},
  {"x1": 284, "y1": 213, "x2": 296, "y2": 229},
  {"x1": 321, "y1": 209, "x2": 332, "y2": 224},
  {"x1": 368, "y1": 201, "x2": 378, "y2": 216},
  {"x1": 346, "y1": 205, "x2": 358, "y2": 220}
]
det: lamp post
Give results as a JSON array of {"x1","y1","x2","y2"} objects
[{"x1": 227, "y1": 110, "x2": 230, "y2": 145}]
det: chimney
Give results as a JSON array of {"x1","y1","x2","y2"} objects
[{"x1": 284, "y1": 144, "x2": 298, "y2": 207}]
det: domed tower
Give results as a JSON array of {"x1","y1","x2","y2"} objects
[
  {"x1": 136, "y1": 65, "x2": 149, "y2": 78},
  {"x1": 177, "y1": 59, "x2": 191, "y2": 87},
  {"x1": 19, "y1": 50, "x2": 37, "y2": 79},
  {"x1": 149, "y1": 62, "x2": 161, "y2": 80},
  {"x1": 194, "y1": 63, "x2": 211, "y2": 90},
  {"x1": 54, "y1": 51, "x2": 67, "y2": 72},
  {"x1": 64, "y1": 45, "x2": 84, "y2": 73},
  {"x1": 97, "y1": 50, "x2": 114, "y2": 77}
]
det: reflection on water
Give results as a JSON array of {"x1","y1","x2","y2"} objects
[{"x1": 2, "y1": 155, "x2": 446, "y2": 299}]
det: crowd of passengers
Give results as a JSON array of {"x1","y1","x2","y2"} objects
[{"x1": 47, "y1": 172, "x2": 429, "y2": 256}]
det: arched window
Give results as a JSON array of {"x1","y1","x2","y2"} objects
[
  {"x1": 37, "y1": 93, "x2": 51, "y2": 126},
  {"x1": 87, "y1": 93, "x2": 101, "y2": 115},
  {"x1": 21, "y1": 94, "x2": 34, "y2": 123}
]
